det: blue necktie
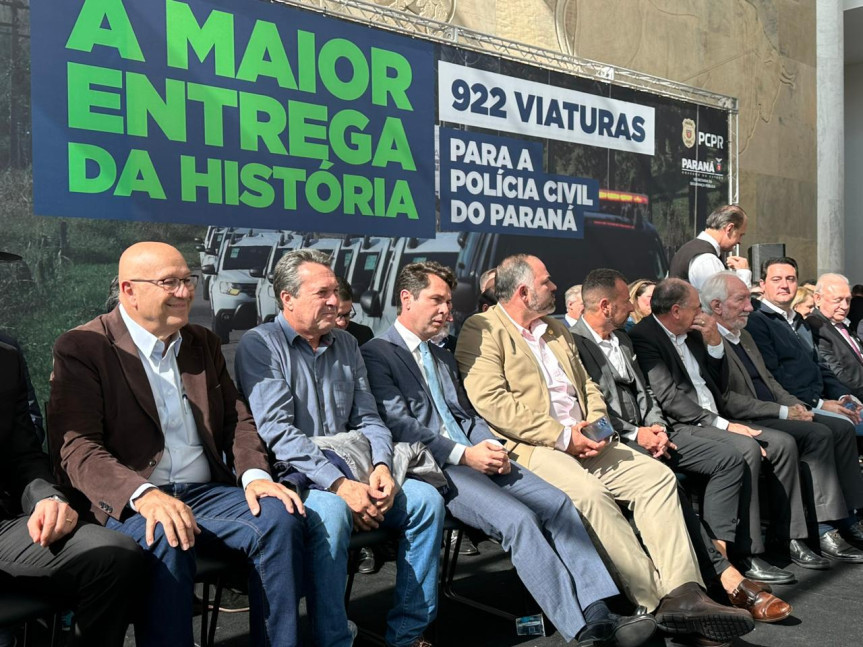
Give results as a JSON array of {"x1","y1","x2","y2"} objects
[{"x1": 418, "y1": 341, "x2": 471, "y2": 446}]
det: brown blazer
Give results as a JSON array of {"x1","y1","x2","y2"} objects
[
  {"x1": 47, "y1": 308, "x2": 271, "y2": 524},
  {"x1": 454, "y1": 305, "x2": 608, "y2": 464},
  {"x1": 721, "y1": 329, "x2": 805, "y2": 420}
]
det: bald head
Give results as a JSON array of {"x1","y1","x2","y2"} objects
[{"x1": 118, "y1": 242, "x2": 194, "y2": 341}]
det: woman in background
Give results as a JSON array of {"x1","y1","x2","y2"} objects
[{"x1": 625, "y1": 279, "x2": 655, "y2": 331}]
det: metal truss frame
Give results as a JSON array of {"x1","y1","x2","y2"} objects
[{"x1": 269, "y1": 0, "x2": 738, "y2": 113}]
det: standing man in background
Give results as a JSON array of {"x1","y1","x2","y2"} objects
[{"x1": 669, "y1": 204, "x2": 751, "y2": 290}]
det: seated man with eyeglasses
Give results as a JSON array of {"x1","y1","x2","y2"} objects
[
  {"x1": 48, "y1": 242, "x2": 306, "y2": 647},
  {"x1": 336, "y1": 276, "x2": 374, "y2": 346}
]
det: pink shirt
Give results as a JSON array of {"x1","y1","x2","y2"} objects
[{"x1": 501, "y1": 309, "x2": 583, "y2": 449}]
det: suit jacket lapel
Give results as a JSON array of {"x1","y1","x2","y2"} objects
[
  {"x1": 382, "y1": 326, "x2": 432, "y2": 401},
  {"x1": 574, "y1": 320, "x2": 616, "y2": 387},
  {"x1": 648, "y1": 316, "x2": 691, "y2": 387},
  {"x1": 104, "y1": 310, "x2": 161, "y2": 430},
  {"x1": 725, "y1": 339, "x2": 756, "y2": 397}
]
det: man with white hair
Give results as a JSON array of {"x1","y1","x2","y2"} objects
[
  {"x1": 807, "y1": 273, "x2": 863, "y2": 400},
  {"x1": 564, "y1": 284, "x2": 584, "y2": 328},
  {"x1": 703, "y1": 271, "x2": 863, "y2": 565}
]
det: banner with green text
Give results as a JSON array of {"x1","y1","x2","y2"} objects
[{"x1": 31, "y1": 0, "x2": 436, "y2": 237}]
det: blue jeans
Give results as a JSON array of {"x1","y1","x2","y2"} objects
[
  {"x1": 106, "y1": 482, "x2": 303, "y2": 647},
  {"x1": 303, "y1": 479, "x2": 445, "y2": 647}
]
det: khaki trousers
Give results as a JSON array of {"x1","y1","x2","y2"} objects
[{"x1": 516, "y1": 439, "x2": 703, "y2": 611}]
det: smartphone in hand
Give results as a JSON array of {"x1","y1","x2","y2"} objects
[{"x1": 581, "y1": 416, "x2": 615, "y2": 442}]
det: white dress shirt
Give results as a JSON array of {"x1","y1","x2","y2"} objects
[
  {"x1": 120, "y1": 307, "x2": 268, "y2": 509},
  {"x1": 688, "y1": 231, "x2": 752, "y2": 290},
  {"x1": 584, "y1": 324, "x2": 630, "y2": 379},
  {"x1": 500, "y1": 309, "x2": 583, "y2": 450},
  {"x1": 394, "y1": 319, "x2": 468, "y2": 465},
  {"x1": 718, "y1": 323, "x2": 789, "y2": 419},
  {"x1": 654, "y1": 315, "x2": 729, "y2": 429}
]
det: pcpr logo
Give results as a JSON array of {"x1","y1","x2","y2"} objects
[{"x1": 698, "y1": 132, "x2": 725, "y2": 149}]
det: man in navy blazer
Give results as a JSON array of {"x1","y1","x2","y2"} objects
[{"x1": 362, "y1": 262, "x2": 657, "y2": 647}]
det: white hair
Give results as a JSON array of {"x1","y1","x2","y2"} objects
[
  {"x1": 814, "y1": 273, "x2": 849, "y2": 295},
  {"x1": 699, "y1": 271, "x2": 743, "y2": 312}
]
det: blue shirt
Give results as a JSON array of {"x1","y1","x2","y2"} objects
[{"x1": 235, "y1": 315, "x2": 394, "y2": 490}]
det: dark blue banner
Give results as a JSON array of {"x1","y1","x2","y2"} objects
[
  {"x1": 438, "y1": 127, "x2": 598, "y2": 239},
  {"x1": 31, "y1": 0, "x2": 436, "y2": 237}
]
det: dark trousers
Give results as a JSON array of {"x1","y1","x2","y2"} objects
[
  {"x1": 754, "y1": 414, "x2": 863, "y2": 522},
  {"x1": 697, "y1": 424, "x2": 807, "y2": 555},
  {"x1": 0, "y1": 518, "x2": 142, "y2": 646},
  {"x1": 663, "y1": 427, "x2": 746, "y2": 545},
  {"x1": 106, "y1": 482, "x2": 303, "y2": 647}
]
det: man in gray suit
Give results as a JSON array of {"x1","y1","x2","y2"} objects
[
  {"x1": 571, "y1": 269, "x2": 791, "y2": 622},
  {"x1": 362, "y1": 261, "x2": 657, "y2": 647},
  {"x1": 702, "y1": 271, "x2": 863, "y2": 565}
]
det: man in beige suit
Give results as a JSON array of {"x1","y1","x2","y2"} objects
[{"x1": 455, "y1": 254, "x2": 753, "y2": 644}]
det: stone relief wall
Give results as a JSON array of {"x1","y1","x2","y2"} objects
[{"x1": 365, "y1": 0, "x2": 817, "y2": 278}]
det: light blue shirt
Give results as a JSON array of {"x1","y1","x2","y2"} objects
[
  {"x1": 235, "y1": 314, "x2": 394, "y2": 490},
  {"x1": 119, "y1": 306, "x2": 211, "y2": 507}
]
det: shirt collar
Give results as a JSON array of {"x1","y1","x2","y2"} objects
[
  {"x1": 697, "y1": 230, "x2": 721, "y2": 255},
  {"x1": 585, "y1": 320, "x2": 619, "y2": 349},
  {"x1": 500, "y1": 305, "x2": 547, "y2": 340},
  {"x1": 277, "y1": 313, "x2": 333, "y2": 349},
  {"x1": 119, "y1": 304, "x2": 182, "y2": 360},
  {"x1": 653, "y1": 314, "x2": 688, "y2": 347},
  {"x1": 394, "y1": 319, "x2": 424, "y2": 354},
  {"x1": 718, "y1": 323, "x2": 740, "y2": 344},
  {"x1": 761, "y1": 298, "x2": 797, "y2": 325}
]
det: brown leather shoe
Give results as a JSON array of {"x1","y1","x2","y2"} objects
[
  {"x1": 728, "y1": 578, "x2": 792, "y2": 622},
  {"x1": 655, "y1": 582, "x2": 755, "y2": 641}
]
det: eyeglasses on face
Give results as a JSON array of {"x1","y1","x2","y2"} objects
[
  {"x1": 335, "y1": 306, "x2": 356, "y2": 322},
  {"x1": 129, "y1": 275, "x2": 199, "y2": 292}
]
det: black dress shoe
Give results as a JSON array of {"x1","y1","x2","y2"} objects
[
  {"x1": 576, "y1": 613, "x2": 657, "y2": 647},
  {"x1": 787, "y1": 539, "x2": 831, "y2": 570},
  {"x1": 819, "y1": 529, "x2": 863, "y2": 563},
  {"x1": 738, "y1": 556, "x2": 795, "y2": 584},
  {"x1": 358, "y1": 547, "x2": 378, "y2": 574},
  {"x1": 655, "y1": 582, "x2": 754, "y2": 641},
  {"x1": 454, "y1": 530, "x2": 479, "y2": 555}
]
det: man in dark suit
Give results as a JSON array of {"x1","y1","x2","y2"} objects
[
  {"x1": 0, "y1": 332, "x2": 44, "y2": 443},
  {"x1": 48, "y1": 242, "x2": 305, "y2": 647},
  {"x1": 1, "y1": 339, "x2": 143, "y2": 645},
  {"x1": 807, "y1": 273, "x2": 863, "y2": 401},
  {"x1": 572, "y1": 269, "x2": 791, "y2": 621},
  {"x1": 630, "y1": 279, "x2": 805, "y2": 582},
  {"x1": 362, "y1": 261, "x2": 656, "y2": 647}
]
